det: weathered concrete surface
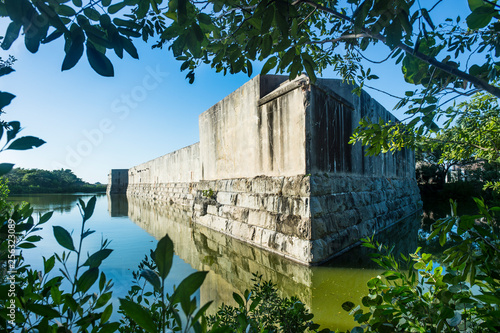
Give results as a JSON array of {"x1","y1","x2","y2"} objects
[
  {"x1": 308, "y1": 80, "x2": 414, "y2": 177},
  {"x1": 109, "y1": 74, "x2": 421, "y2": 265},
  {"x1": 126, "y1": 143, "x2": 200, "y2": 207},
  {"x1": 199, "y1": 75, "x2": 305, "y2": 180},
  {"x1": 128, "y1": 143, "x2": 200, "y2": 184}
]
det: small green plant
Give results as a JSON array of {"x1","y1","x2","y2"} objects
[
  {"x1": 0, "y1": 196, "x2": 119, "y2": 332},
  {"x1": 0, "y1": 195, "x2": 215, "y2": 333},
  {"x1": 119, "y1": 234, "x2": 212, "y2": 333},
  {"x1": 202, "y1": 189, "x2": 215, "y2": 199},
  {"x1": 343, "y1": 198, "x2": 500, "y2": 333},
  {"x1": 209, "y1": 274, "x2": 326, "y2": 333}
]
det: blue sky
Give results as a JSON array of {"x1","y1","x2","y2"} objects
[{"x1": 0, "y1": 1, "x2": 470, "y2": 184}]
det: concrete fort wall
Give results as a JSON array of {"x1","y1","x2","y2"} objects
[
  {"x1": 110, "y1": 74, "x2": 421, "y2": 265},
  {"x1": 198, "y1": 74, "x2": 305, "y2": 179},
  {"x1": 126, "y1": 143, "x2": 201, "y2": 207}
]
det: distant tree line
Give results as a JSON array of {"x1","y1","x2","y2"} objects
[{"x1": 2, "y1": 168, "x2": 106, "y2": 194}]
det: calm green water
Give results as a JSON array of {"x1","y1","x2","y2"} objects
[{"x1": 10, "y1": 193, "x2": 422, "y2": 331}]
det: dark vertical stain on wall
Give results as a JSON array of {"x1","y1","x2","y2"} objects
[
  {"x1": 312, "y1": 91, "x2": 353, "y2": 173},
  {"x1": 278, "y1": 99, "x2": 285, "y2": 169},
  {"x1": 257, "y1": 106, "x2": 263, "y2": 171},
  {"x1": 267, "y1": 101, "x2": 275, "y2": 170},
  {"x1": 318, "y1": 97, "x2": 328, "y2": 169}
]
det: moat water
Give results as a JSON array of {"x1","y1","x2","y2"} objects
[{"x1": 10, "y1": 193, "x2": 427, "y2": 331}]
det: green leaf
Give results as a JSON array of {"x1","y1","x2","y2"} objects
[
  {"x1": 62, "y1": 27, "x2": 85, "y2": 71},
  {"x1": 53, "y1": 226, "x2": 75, "y2": 251},
  {"x1": 140, "y1": 269, "x2": 161, "y2": 291},
  {"x1": 468, "y1": 0, "x2": 485, "y2": 11},
  {"x1": 249, "y1": 297, "x2": 261, "y2": 312},
  {"x1": 119, "y1": 299, "x2": 158, "y2": 333},
  {"x1": 108, "y1": 2, "x2": 126, "y2": 14},
  {"x1": 1, "y1": 21, "x2": 22, "y2": 50},
  {"x1": 72, "y1": 0, "x2": 83, "y2": 7},
  {"x1": 99, "y1": 323, "x2": 121, "y2": 333},
  {"x1": 261, "y1": 56, "x2": 277, "y2": 75},
  {"x1": 26, "y1": 303, "x2": 60, "y2": 318},
  {"x1": 86, "y1": 43, "x2": 114, "y2": 77},
  {"x1": 83, "y1": 196, "x2": 96, "y2": 221},
  {"x1": 170, "y1": 271, "x2": 208, "y2": 305},
  {"x1": 102, "y1": 0, "x2": 112, "y2": 6},
  {"x1": 34, "y1": 2, "x2": 68, "y2": 32},
  {"x1": 44, "y1": 255, "x2": 56, "y2": 273},
  {"x1": 474, "y1": 294, "x2": 500, "y2": 304},
  {"x1": 342, "y1": 301, "x2": 355, "y2": 312},
  {"x1": 77, "y1": 268, "x2": 99, "y2": 293},
  {"x1": 18, "y1": 242, "x2": 37, "y2": 248},
  {"x1": 198, "y1": 13, "x2": 211, "y2": 25},
  {"x1": 50, "y1": 285, "x2": 62, "y2": 304},
  {"x1": 261, "y1": 34, "x2": 273, "y2": 59},
  {"x1": 439, "y1": 229, "x2": 447, "y2": 246},
  {"x1": 25, "y1": 235, "x2": 42, "y2": 242},
  {"x1": 421, "y1": 9, "x2": 435, "y2": 30},
  {"x1": 99, "y1": 271, "x2": 106, "y2": 291},
  {"x1": 154, "y1": 234, "x2": 174, "y2": 280},
  {"x1": 0, "y1": 91, "x2": 15, "y2": 109},
  {"x1": 56, "y1": 4, "x2": 76, "y2": 17},
  {"x1": 446, "y1": 311, "x2": 462, "y2": 327},
  {"x1": 136, "y1": 0, "x2": 150, "y2": 18},
  {"x1": 0, "y1": 163, "x2": 14, "y2": 176},
  {"x1": 177, "y1": 0, "x2": 187, "y2": 25},
  {"x1": 192, "y1": 300, "x2": 213, "y2": 324},
  {"x1": 233, "y1": 292, "x2": 245, "y2": 307},
  {"x1": 40, "y1": 211, "x2": 53, "y2": 224},
  {"x1": 302, "y1": 53, "x2": 316, "y2": 82},
  {"x1": 281, "y1": 48, "x2": 296, "y2": 68},
  {"x1": 0, "y1": 66, "x2": 15, "y2": 77},
  {"x1": 95, "y1": 291, "x2": 112, "y2": 309},
  {"x1": 466, "y1": 6, "x2": 496, "y2": 29},
  {"x1": 84, "y1": 7, "x2": 100, "y2": 21},
  {"x1": 121, "y1": 36, "x2": 139, "y2": 59},
  {"x1": 192, "y1": 23, "x2": 204, "y2": 42},
  {"x1": 6, "y1": 136, "x2": 46, "y2": 150},
  {"x1": 7, "y1": 121, "x2": 20, "y2": 142},
  {"x1": 83, "y1": 249, "x2": 113, "y2": 268},
  {"x1": 101, "y1": 303, "x2": 113, "y2": 323},
  {"x1": 4, "y1": 0, "x2": 25, "y2": 22}
]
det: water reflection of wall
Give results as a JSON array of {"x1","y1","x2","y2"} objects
[
  {"x1": 115, "y1": 194, "x2": 419, "y2": 331},
  {"x1": 107, "y1": 194, "x2": 129, "y2": 217}
]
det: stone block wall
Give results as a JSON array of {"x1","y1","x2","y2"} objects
[
  {"x1": 127, "y1": 182, "x2": 197, "y2": 208},
  {"x1": 192, "y1": 175, "x2": 313, "y2": 263},
  {"x1": 309, "y1": 173, "x2": 421, "y2": 261}
]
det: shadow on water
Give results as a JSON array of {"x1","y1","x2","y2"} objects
[{"x1": 108, "y1": 194, "x2": 420, "y2": 332}]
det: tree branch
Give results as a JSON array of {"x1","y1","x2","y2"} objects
[
  {"x1": 306, "y1": 33, "x2": 371, "y2": 44},
  {"x1": 297, "y1": 0, "x2": 500, "y2": 99}
]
